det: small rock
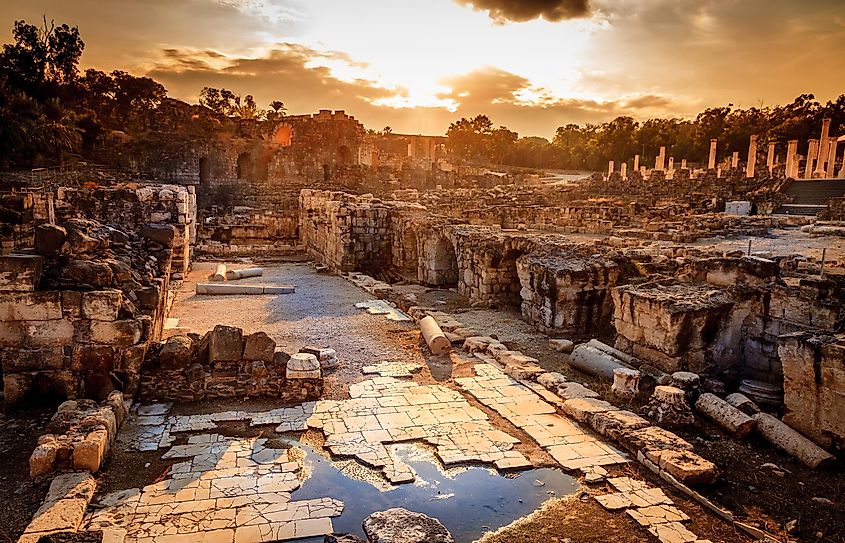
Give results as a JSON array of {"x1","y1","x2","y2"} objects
[{"x1": 363, "y1": 508, "x2": 454, "y2": 543}]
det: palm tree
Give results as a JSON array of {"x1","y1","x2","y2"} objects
[
  {"x1": 36, "y1": 97, "x2": 81, "y2": 163},
  {"x1": 0, "y1": 88, "x2": 41, "y2": 168}
]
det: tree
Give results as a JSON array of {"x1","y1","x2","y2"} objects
[
  {"x1": 446, "y1": 114, "x2": 494, "y2": 159},
  {"x1": 0, "y1": 17, "x2": 84, "y2": 97},
  {"x1": 381, "y1": 126, "x2": 393, "y2": 135},
  {"x1": 267, "y1": 100, "x2": 286, "y2": 121}
]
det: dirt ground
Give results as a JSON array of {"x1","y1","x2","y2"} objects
[{"x1": 0, "y1": 405, "x2": 53, "y2": 542}]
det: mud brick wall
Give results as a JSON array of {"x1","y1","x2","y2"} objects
[
  {"x1": 140, "y1": 326, "x2": 322, "y2": 402},
  {"x1": 777, "y1": 332, "x2": 844, "y2": 450}
]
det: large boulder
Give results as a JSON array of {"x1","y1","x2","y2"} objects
[
  {"x1": 362, "y1": 508, "x2": 454, "y2": 543},
  {"x1": 243, "y1": 332, "x2": 276, "y2": 362},
  {"x1": 159, "y1": 335, "x2": 194, "y2": 370},
  {"x1": 34, "y1": 224, "x2": 67, "y2": 256},
  {"x1": 141, "y1": 224, "x2": 176, "y2": 248}
]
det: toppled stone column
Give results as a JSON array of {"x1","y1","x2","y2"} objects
[
  {"x1": 725, "y1": 392, "x2": 760, "y2": 415},
  {"x1": 753, "y1": 412, "x2": 835, "y2": 469},
  {"x1": 209, "y1": 263, "x2": 227, "y2": 281},
  {"x1": 569, "y1": 342, "x2": 633, "y2": 381},
  {"x1": 695, "y1": 393, "x2": 756, "y2": 438},
  {"x1": 647, "y1": 385, "x2": 694, "y2": 425},
  {"x1": 226, "y1": 267, "x2": 264, "y2": 280},
  {"x1": 420, "y1": 316, "x2": 451, "y2": 355},
  {"x1": 611, "y1": 368, "x2": 640, "y2": 400}
]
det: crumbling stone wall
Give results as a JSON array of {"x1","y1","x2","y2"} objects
[
  {"x1": 140, "y1": 326, "x2": 322, "y2": 402},
  {"x1": 778, "y1": 332, "x2": 844, "y2": 450}
]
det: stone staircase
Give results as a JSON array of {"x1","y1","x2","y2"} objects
[{"x1": 774, "y1": 178, "x2": 845, "y2": 215}]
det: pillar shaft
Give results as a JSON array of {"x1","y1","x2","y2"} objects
[
  {"x1": 746, "y1": 135, "x2": 757, "y2": 178},
  {"x1": 708, "y1": 139, "x2": 717, "y2": 169},
  {"x1": 826, "y1": 140, "x2": 838, "y2": 179}
]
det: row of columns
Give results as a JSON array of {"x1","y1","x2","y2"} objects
[{"x1": 607, "y1": 118, "x2": 843, "y2": 180}]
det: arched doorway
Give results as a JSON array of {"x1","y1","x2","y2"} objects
[
  {"x1": 431, "y1": 237, "x2": 458, "y2": 287},
  {"x1": 199, "y1": 156, "x2": 210, "y2": 184},
  {"x1": 237, "y1": 152, "x2": 252, "y2": 180}
]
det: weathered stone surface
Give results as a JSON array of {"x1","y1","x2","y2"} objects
[
  {"x1": 159, "y1": 335, "x2": 193, "y2": 369},
  {"x1": 362, "y1": 508, "x2": 454, "y2": 543},
  {"x1": 25, "y1": 497, "x2": 87, "y2": 533},
  {"x1": 34, "y1": 224, "x2": 68, "y2": 256},
  {"x1": 243, "y1": 332, "x2": 276, "y2": 362},
  {"x1": 140, "y1": 224, "x2": 176, "y2": 247},
  {"x1": 287, "y1": 353, "x2": 321, "y2": 379},
  {"x1": 72, "y1": 428, "x2": 108, "y2": 472},
  {"x1": 208, "y1": 325, "x2": 243, "y2": 362},
  {"x1": 695, "y1": 393, "x2": 756, "y2": 437},
  {"x1": 549, "y1": 338, "x2": 574, "y2": 353},
  {"x1": 81, "y1": 290, "x2": 122, "y2": 321},
  {"x1": 45, "y1": 472, "x2": 97, "y2": 503},
  {"x1": 561, "y1": 397, "x2": 615, "y2": 422},
  {"x1": 0, "y1": 254, "x2": 43, "y2": 291},
  {"x1": 29, "y1": 442, "x2": 58, "y2": 478},
  {"x1": 569, "y1": 343, "x2": 631, "y2": 381},
  {"x1": 648, "y1": 449, "x2": 719, "y2": 484},
  {"x1": 753, "y1": 412, "x2": 835, "y2": 469},
  {"x1": 61, "y1": 260, "x2": 114, "y2": 288},
  {"x1": 725, "y1": 393, "x2": 760, "y2": 415},
  {"x1": 89, "y1": 320, "x2": 142, "y2": 347}
]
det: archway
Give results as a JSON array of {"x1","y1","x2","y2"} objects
[
  {"x1": 199, "y1": 156, "x2": 210, "y2": 184},
  {"x1": 431, "y1": 237, "x2": 458, "y2": 287},
  {"x1": 488, "y1": 248, "x2": 526, "y2": 308},
  {"x1": 236, "y1": 152, "x2": 252, "y2": 180},
  {"x1": 338, "y1": 145, "x2": 353, "y2": 165}
]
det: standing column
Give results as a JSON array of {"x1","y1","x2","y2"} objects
[
  {"x1": 633, "y1": 154, "x2": 640, "y2": 172},
  {"x1": 766, "y1": 142, "x2": 776, "y2": 174},
  {"x1": 785, "y1": 140, "x2": 798, "y2": 178},
  {"x1": 805, "y1": 139, "x2": 818, "y2": 179},
  {"x1": 708, "y1": 139, "x2": 717, "y2": 169},
  {"x1": 655, "y1": 146, "x2": 666, "y2": 171},
  {"x1": 620, "y1": 162, "x2": 628, "y2": 180},
  {"x1": 815, "y1": 118, "x2": 831, "y2": 176},
  {"x1": 826, "y1": 139, "x2": 838, "y2": 178},
  {"x1": 667, "y1": 157, "x2": 674, "y2": 179},
  {"x1": 608, "y1": 160, "x2": 615, "y2": 175},
  {"x1": 681, "y1": 159, "x2": 687, "y2": 169},
  {"x1": 746, "y1": 135, "x2": 758, "y2": 178},
  {"x1": 731, "y1": 151, "x2": 739, "y2": 169},
  {"x1": 839, "y1": 145, "x2": 845, "y2": 178}
]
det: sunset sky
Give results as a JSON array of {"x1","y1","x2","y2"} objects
[{"x1": 2, "y1": 0, "x2": 844, "y2": 137}]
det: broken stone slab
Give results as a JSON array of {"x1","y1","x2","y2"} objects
[
  {"x1": 537, "y1": 372, "x2": 567, "y2": 390},
  {"x1": 225, "y1": 267, "x2": 263, "y2": 280},
  {"x1": 591, "y1": 410, "x2": 650, "y2": 440},
  {"x1": 301, "y1": 346, "x2": 338, "y2": 370},
  {"x1": 556, "y1": 382, "x2": 600, "y2": 400},
  {"x1": 208, "y1": 263, "x2": 227, "y2": 281},
  {"x1": 695, "y1": 393, "x2": 756, "y2": 438},
  {"x1": 752, "y1": 412, "x2": 835, "y2": 469},
  {"x1": 29, "y1": 440, "x2": 58, "y2": 478},
  {"x1": 549, "y1": 338, "x2": 574, "y2": 353},
  {"x1": 611, "y1": 368, "x2": 641, "y2": 400},
  {"x1": 0, "y1": 254, "x2": 44, "y2": 292},
  {"x1": 159, "y1": 335, "x2": 194, "y2": 369},
  {"x1": 209, "y1": 325, "x2": 243, "y2": 363},
  {"x1": 363, "y1": 508, "x2": 455, "y2": 543},
  {"x1": 725, "y1": 392, "x2": 760, "y2": 416},
  {"x1": 561, "y1": 397, "x2": 615, "y2": 423},
  {"x1": 647, "y1": 449, "x2": 719, "y2": 484},
  {"x1": 195, "y1": 283, "x2": 295, "y2": 295},
  {"x1": 569, "y1": 343, "x2": 633, "y2": 381},
  {"x1": 618, "y1": 426, "x2": 694, "y2": 456},
  {"x1": 420, "y1": 316, "x2": 450, "y2": 355},
  {"x1": 243, "y1": 332, "x2": 277, "y2": 362},
  {"x1": 72, "y1": 428, "x2": 109, "y2": 472}
]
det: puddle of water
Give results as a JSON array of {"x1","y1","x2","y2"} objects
[{"x1": 287, "y1": 439, "x2": 579, "y2": 543}]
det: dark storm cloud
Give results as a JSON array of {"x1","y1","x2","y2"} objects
[{"x1": 455, "y1": 0, "x2": 591, "y2": 22}]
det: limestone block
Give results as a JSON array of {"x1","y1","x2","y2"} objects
[
  {"x1": 81, "y1": 290, "x2": 122, "y2": 321},
  {"x1": 89, "y1": 319, "x2": 142, "y2": 347},
  {"x1": 549, "y1": 338, "x2": 574, "y2": 353},
  {"x1": 243, "y1": 332, "x2": 277, "y2": 362},
  {"x1": 611, "y1": 368, "x2": 640, "y2": 399},
  {"x1": 0, "y1": 254, "x2": 43, "y2": 291},
  {"x1": 462, "y1": 336, "x2": 497, "y2": 353},
  {"x1": 140, "y1": 223, "x2": 176, "y2": 247},
  {"x1": 72, "y1": 428, "x2": 109, "y2": 472},
  {"x1": 209, "y1": 325, "x2": 243, "y2": 362},
  {"x1": 753, "y1": 412, "x2": 835, "y2": 469},
  {"x1": 647, "y1": 386, "x2": 694, "y2": 425},
  {"x1": 537, "y1": 372, "x2": 567, "y2": 390},
  {"x1": 103, "y1": 390, "x2": 128, "y2": 427},
  {"x1": 25, "y1": 497, "x2": 87, "y2": 534},
  {"x1": 3, "y1": 372, "x2": 33, "y2": 404},
  {"x1": 300, "y1": 346, "x2": 338, "y2": 370},
  {"x1": 29, "y1": 441, "x2": 58, "y2": 478},
  {"x1": 45, "y1": 471, "x2": 96, "y2": 503},
  {"x1": 648, "y1": 449, "x2": 719, "y2": 484},
  {"x1": 120, "y1": 344, "x2": 147, "y2": 374},
  {"x1": 21, "y1": 320, "x2": 74, "y2": 347},
  {"x1": 695, "y1": 393, "x2": 755, "y2": 438},
  {"x1": 0, "y1": 291, "x2": 62, "y2": 321},
  {"x1": 71, "y1": 345, "x2": 116, "y2": 372},
  {"x1": 286, "y1": 353, "x2": 321, "y2": 379},
  {"x1": 159, "y1": 335, "x2": 194, "y2": 369},
  {"x1": 561, "y1": 397, "x2": 615, "y2": 422},
  {"x1": 34, "y1": 224, "x2": 67, "y2": 256},
  {"x1": 618, "y1": 426, "x2": 693, "y2": 455},
  {"x1": 556, "y1": 382, "x2": 600, "y2": 400},
  {"x1": 591, "y1": 410, "x2": 650, "y2": 439}
]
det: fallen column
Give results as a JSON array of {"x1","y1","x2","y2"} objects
[
  {"x1": 225, "y1": 267, "x2": 264, "y2": 280},
  {"x1": 208, "y1": 263, "x2": 227, "y2": 282},
  {"x1": 569, "y1": 342, "x2": 633, "y2": 381},
  {"x1": 752, "y1": 412, "x2": 834, "y2": 469},
  {"x1": 420, "y1": 315, "x2": 451, "y2": 355},
  {"x1": 695, "y1": 393, "x2": 756, "y2": 438},
  {"x1": 196, "y1": 283, "x2": 295, "y2": 295}
]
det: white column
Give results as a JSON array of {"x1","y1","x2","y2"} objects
[
  {"x1": 620, "y1": 162, "x2": 627, "y2": 180},
  {"x1": 655, "y1": 146, "x2": 666, "y2": 171},
  {"x1": 708, "y1": 139, "x2": 717, "y2": 169},
  {"x1": 826, "y1": 139, "x2": 838, "y2": 178},
  {"x1": 766, "y1": 142, "x2": 776, "y2": 174},
  {"x1": 633, "y1": 154, "x2": 640, "y2": 172},
  {"x1": 785, "y1": 140, "x2": 798, "y2": 178},
  {"x1": 608, "y1": 160, "x2": 615, "y2": 175},
  {"x1": 815, "y1": 118, "x2": 831, "y2": 176},
  {"x1": 805, "y1": 139, "x2": 818, "y2": 179},
  {"x1": 731, "y1": 151, "x2": 739, "y2": 169},
  {"x1": 839, "y1": 145, "x2": 845, "y2": 178},
  {"x1": 746, "y1": 135, "x2": 757, "y2": 178},
  {"x1": 681, "y1": 159, "x2": 687, "y2": 169}
]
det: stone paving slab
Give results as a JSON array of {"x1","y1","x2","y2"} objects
[{"x1": 86, "y1": 434, "x2": 342, "y2": 543}]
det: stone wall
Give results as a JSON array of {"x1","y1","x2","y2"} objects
[
  {"x1": 778, "y1": 332, "x2": 844, "y2": 450},
  {"x1": 140, "y1": 326, "x2": 322, "y2": 402},
  {"x1": 1, "y1": 217, "x2": 175, "y2": 406}
]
